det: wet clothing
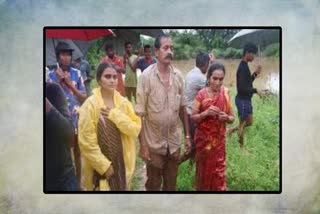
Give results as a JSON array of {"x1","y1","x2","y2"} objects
[
  {"x1": 45, "y1": 83, "x2": 79, "y2": 191},
  {"x1": 235, "y1": 60, "x2": 257, "y2": 120},
  {"x1": 193, "y1": 87, "x2": 232, "y2": 191},
  {"x1": 145, "y1": 149, "x2": 180, "y2": 191},
  {"x1": 236, "y1": 60, "x2": 257, "y2": 100},
  {"x1": 78, "y1": 88, "x2": 141, "y2": 190},
  {"x1": 135, "y1": 63, "x2": 186, "y2": 191},
  {"x1": 48, "y1": 67, "x2": 86, "y2": 130},
  {"x1": 235, "y1": 96, "x2": 253, "y2": 120},
  {"x1": 135, "y1": 63, "x2": 187, "y2": 155}
]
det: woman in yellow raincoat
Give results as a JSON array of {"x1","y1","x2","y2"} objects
[{"x1": 78, "y1": 63, "x2": 141, "y2": 190}]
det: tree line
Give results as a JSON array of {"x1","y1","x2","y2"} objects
[{"x1": 86, "y1": 29, "x2": 280, "y2": 71}]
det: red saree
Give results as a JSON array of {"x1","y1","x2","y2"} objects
[{"x1": 193, "y1": 87, "x2": 231, "y2": 191}]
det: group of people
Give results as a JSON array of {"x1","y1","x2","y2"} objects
[{"x1": 45, "y1": 33, "x2": 264, "y2": 191}]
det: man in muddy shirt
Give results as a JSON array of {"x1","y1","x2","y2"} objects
[{"x1": 135, "y1": 34, "x2": 191, "y2": 191}]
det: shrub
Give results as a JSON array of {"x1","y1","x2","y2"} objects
[
  {"x1": 263, "y1": 43, "x2": 280, "y2": 57},
  {"x1": 223, "y1": 47, "x2": 242, "y2": 59},
  {"x1": 212, "y1": 48, "x2": 223, "y2": 58}
]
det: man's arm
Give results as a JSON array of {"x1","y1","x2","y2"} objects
[
  {"x1": 65, "y1": 79, "x2": 87, "y2": 103},
  {"x1": 132, "y1": 56, "x2": 142, "y2": 71},
  {"x1": 132, "y1": 49, "x2": 144, "y2": 70},
  {"x1": 251, "y1": 65, "x2": 262, "y2": 81},
  {"x1": 63, "y1": 72, "x2": 87, "y2": 103},
  {"x1": 237, "y1": 68, "x2": 257, "y2": 96},
  {"x1": 135, "y1": 74, "x2": 150, "y2": 162},
  {"x1": 127, "y1": 55, "x2": 138, "y2": 72},
  {"x1": 179, "y1": 106, "x2": 191, "y2": 154},
  {"x1": 138, "y1": 118, "x2": 150, "y2": 162},
  {"x1": 178, "y1": 76, "x2": 191, "y2": 153}
]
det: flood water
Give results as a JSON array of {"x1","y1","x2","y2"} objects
[{"x1": 172, "y1": 57, "x2": 280, "y2": 94}]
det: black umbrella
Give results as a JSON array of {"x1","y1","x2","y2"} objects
[
  {"x1": 228, "y1": 29, "x2": 280, "y2": 61},
  {"x1": 228, "y1": 29, "x2": 279, "y2": 48}
]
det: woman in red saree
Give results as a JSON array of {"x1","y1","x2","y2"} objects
[{"x1": 191, "y1": 63, "x2": 234, "y2": 191}]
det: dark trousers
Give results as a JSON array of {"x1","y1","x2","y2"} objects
[
  {"x1": 62, "y1": 168, "x2": 80, "y2": 191},
  {"x1": 46, "y1": 169, "x2": 79, "y2": 192},
  {"x1": 145, "y1": 149, "x2": 180, "y2": 191}
]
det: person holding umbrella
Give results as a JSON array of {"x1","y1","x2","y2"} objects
[
  {"x1": 228, "y1": 42, "x2": 265, "y2": 149},
  {"x1": 47, "y1": 41, "x2": 87, "y2": 185}
]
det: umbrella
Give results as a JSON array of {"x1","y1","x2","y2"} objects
[
  {"x1": 45, "y1": 28, "x2": 114, "y2": 41},
  {"x1": 228, "y1": 29, "x2": 280, "y2": 59},
  {"x1": 100, "y1": 29, "x2": 164, "y2": 54},
  {"x1": 45, "y1": 28, "x2": 115, "y2": 66},
  {"x1": 228, "y1": 29, "x2": 279, "y2": 49}
]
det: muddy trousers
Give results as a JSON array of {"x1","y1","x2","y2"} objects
[{"x1": 145, "y1": 149, "x2": 180, "y2": 191}]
